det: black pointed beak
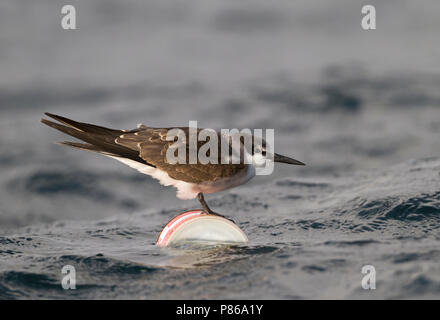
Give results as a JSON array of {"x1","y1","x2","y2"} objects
[{"x1": 274, "y1": 153, "x2": 305, "y2": 166}]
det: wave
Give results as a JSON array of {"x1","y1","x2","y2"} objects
[{"x1": 356, "y1": 192, "x2": 440, "y2": 222}]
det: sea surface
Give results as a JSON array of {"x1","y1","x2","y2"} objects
[{"x1": 1, "y1": 0, "x2": 440, "y2": 299}]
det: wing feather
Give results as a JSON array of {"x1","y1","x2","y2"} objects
[
  {"x1": 41, "y1": 114, "x2": 153, "y2": 166},
  {"x1": 115, "y1": 128, "x2": 245, "y2": 184}
]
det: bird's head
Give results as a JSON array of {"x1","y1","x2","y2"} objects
[
  {"x1": 222, "y1": 131, "x2": 305, "y2": 174},
  {"x1": 250, "y1": 138, "x2": 305, "y2": 168},
  {"x1": 236, "y1": 133, "x2": 306, "y2": 170}
]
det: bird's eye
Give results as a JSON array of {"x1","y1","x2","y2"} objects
[{"x1": 254, "y1": 146, "x2": 266, "y2": 156}]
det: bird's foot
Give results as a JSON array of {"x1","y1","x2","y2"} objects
[
  {"x1": 197, "y1": 192, "x2": 235, "y2": 223},
  {"x1": 201, "y1": 209, "x2": 235, "y2": 224}
]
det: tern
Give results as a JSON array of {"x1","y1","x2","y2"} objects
[{"x1": 41, "y1": 113, "x2": 305, "y2": 218}]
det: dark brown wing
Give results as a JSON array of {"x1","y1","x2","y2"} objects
[
  {"x1": 41, "y1": 113, "x2": 153, "y2": 166},
  {"x1": 115, "y1": 128, "x2": 245, "y2": 184}
]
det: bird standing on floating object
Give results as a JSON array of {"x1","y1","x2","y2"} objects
[{"x1": 41, "y1": 113, "x2": 305, "y2": 219}]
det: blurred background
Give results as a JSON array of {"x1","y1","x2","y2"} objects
[
  {"x1": 1, "y1": 0, "x2": 439, "y2": 228},
  {"x1": 0, "y1": 0, "x2": 439, "y2": 299}
]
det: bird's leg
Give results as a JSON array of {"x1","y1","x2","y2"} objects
[
  {"x1": 197, "y1": 192, "x2": 219, "y2": 215},
  {"x1": 197, "y1": 193, "x2": 235, "y2": 223}
]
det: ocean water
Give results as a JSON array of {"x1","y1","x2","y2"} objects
[{"x1": 1, "y1": 0, "x2": 440, "y2": 299}]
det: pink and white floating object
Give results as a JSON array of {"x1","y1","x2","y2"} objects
[{"x1": 156, "y1": 210, "x2": 248, "y2": 247}]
